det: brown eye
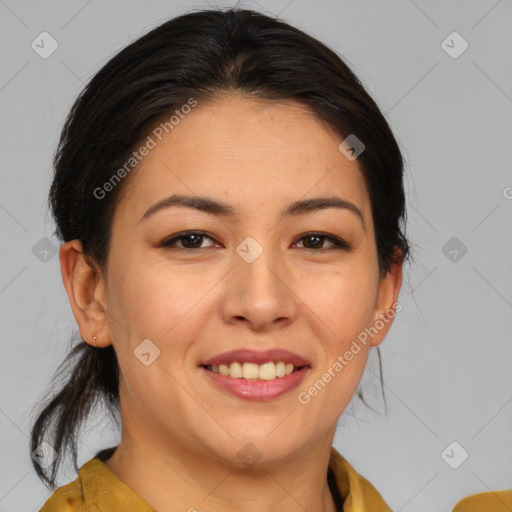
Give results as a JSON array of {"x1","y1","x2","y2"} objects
[
  {"x1": 159, "y1": 231, "x2": 350, "y2": 252},
  {"x1": 295, "y1": 232, "x2": 351, "y2": 251},
  {"x1": 160, "y1": 231, "x2": 217, "y2": 250}
]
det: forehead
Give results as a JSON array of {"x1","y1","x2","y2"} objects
[{"x1": 114, "y1": 94, "x2": 371, "y2": 224}]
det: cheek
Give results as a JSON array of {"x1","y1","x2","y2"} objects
[
  {"x1": 297, "y1": 271, "x2": 375, "y2": 421},
  {"x1": 304, "y1": 264, "x2": 379, "y2": 415},
  {"x1": 299, "y1": 263, "x2": 378, "y2": 347},
  {"x1": 109, "y1": 261, "x2": 201, "y2": 341},
  {"x1": 108, "y1": 264, "x2": 204, "y2": 414}
]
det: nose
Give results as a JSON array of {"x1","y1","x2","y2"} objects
[{"x1": 220, "y1": 245, "x2": 298, "y2": 332}]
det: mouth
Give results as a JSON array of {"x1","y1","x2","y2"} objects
[
  {"x1": 199, "y1": 349, "x2": 311, "y2": 400},
  {"x1": 202, "y1": 361, "x2": 305, "y2": 380}
]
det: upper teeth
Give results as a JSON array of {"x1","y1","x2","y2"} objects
[{"x1": 207, "y1": 362, "x2": 296, "y2": 380}]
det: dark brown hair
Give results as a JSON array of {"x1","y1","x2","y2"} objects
[{"x1": 30, "y1": 7, "x2": 410, "y2": 489}]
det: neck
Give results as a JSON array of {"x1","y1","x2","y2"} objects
[{"x1": 104, "y1": 432, "x2": 339, "y2": 512}]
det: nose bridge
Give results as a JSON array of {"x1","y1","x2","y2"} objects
[
  {"x1": 238, "y1": 239, "x2": 281, "y2": 293},
  {"x1": 222, "y1": 235, "x2": 296, "y2": 328}
]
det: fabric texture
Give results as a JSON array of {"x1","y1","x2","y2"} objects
[
  {"x1": 39, "y1": 446, "x2": 392, "y2": 511},
  {"x1": 451, "y1": 490, "x2": 512, "y2": 511}
]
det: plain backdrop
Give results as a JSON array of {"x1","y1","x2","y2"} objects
[{"x1": 1, "y1": 1, "x2": 511, "y2": 511}]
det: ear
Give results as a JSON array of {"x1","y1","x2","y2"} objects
[
  {"x1": 369, "y1": 248, "x2": 404, "y2": 347},
  {"x1": 59, "y1": 239, "x2": 111, "y2": 348}
]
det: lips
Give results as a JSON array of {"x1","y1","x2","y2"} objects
[
  {"x1": 199, "y1": 348, "x2": 312, "y2": 400},
  {"x1": 200, "y1": 348, "x2": 311, "y2": 368},
  {"x1": 202, "y1": 365, "x2": 310, "y2": 400}
]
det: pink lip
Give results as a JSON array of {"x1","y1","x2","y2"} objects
[
  {"x1": 200, "y1": 366, "x2": 310, "y2": 401},
  {"x1": 200, "y1": 348, "x2": 311, "y2": 367}
]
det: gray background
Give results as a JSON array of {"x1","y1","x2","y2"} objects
[{"x1": 1, "y1": 0, "x2": 511, "y2": 510}]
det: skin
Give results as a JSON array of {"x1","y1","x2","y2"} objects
[{"x1": 60, "y1": 94, "x2": 402, "y2": 512}]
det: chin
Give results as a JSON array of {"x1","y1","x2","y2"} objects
[{"x1": 213, "y1": 429, "x2": 309, "y2": 467}]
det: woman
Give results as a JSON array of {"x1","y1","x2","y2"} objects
[{"x1": 32, "y1": 7, "x2": 409, "y2": 511}]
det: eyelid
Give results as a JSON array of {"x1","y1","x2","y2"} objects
[
  {"x1": 159, "y1": 230, "x2": 351, "y2": 252},
  {"x1": 159, "y1": 230, "x2": 219, "y2": 250},
  {"x1": 292, "y1": 232, "x2": 351, "y2": 251}
]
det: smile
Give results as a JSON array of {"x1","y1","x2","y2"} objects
[
  {"x1": 200, "y1": 362, "x2": 311, "y2": 401},
  {"x1": 199, "y1": 348, "x2": 311, "y2": 401},
  {"x1": 204, "y1": 361, "x2": 300, "y2": 380}
]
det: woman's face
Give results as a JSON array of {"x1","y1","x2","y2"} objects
[{"x1": 101, "y1": 94, "x2": 401, "y2": 466}]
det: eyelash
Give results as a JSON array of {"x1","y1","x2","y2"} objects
[{"x1": 158, "y1": 231, "x2": 351, "y2": 252}]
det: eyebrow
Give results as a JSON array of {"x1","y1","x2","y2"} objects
[{"x1": 139, "y1": 193, "x2": 365, "y2": 230}]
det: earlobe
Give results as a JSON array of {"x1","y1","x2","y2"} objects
[{"x1": 59, "y1": 239, "x2": 111, "y2": 348}]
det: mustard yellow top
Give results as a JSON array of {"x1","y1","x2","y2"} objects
[
  {"x1": 39, "y1": 446, "x2": 392, "y2": 511},
  {"x1": 451, "y1": 490, "x2": 512, "y2": 511}
]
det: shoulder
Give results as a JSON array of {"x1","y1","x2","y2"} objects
[
  {"x1": 329, "y1": 447, "x2": 392, "y2": 511},
  {"x1": 451, "y1": 490, "x2": 512, "y2": 511},
  {"x1": 38, "y1": 457, "x2": 103, "y2": 511},
  {"x1": 39, "y1": 475, "x2": 85, "y2": 511},
  {"x1": 39, "y1": 455, "x2": 157, "y2": 512}
]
